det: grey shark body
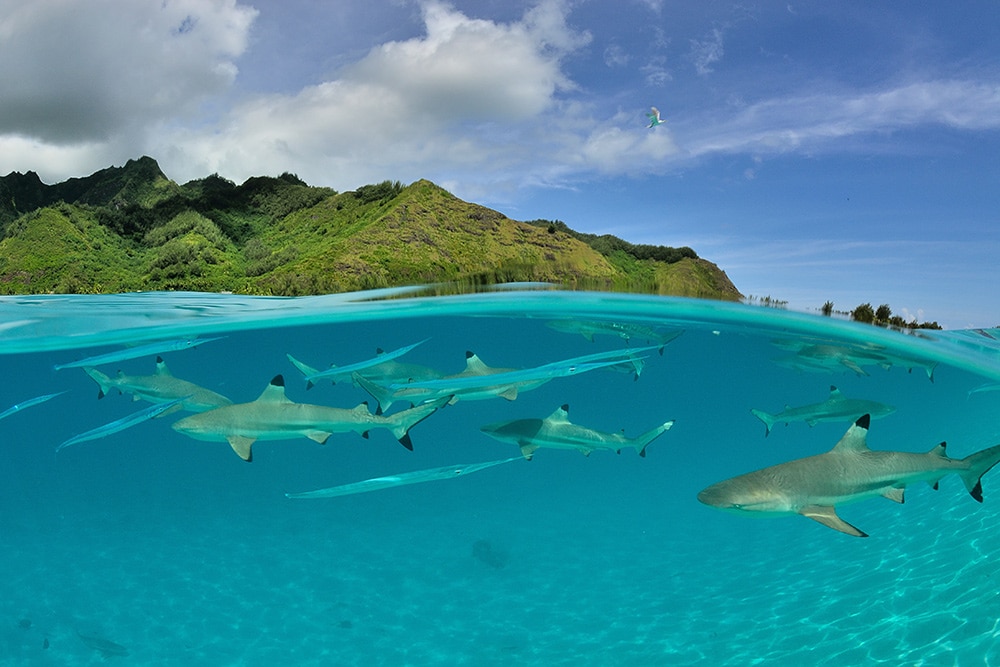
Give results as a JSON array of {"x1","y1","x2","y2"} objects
[
  {"x1": 698, "y1": 414, "x2": 1000, "y2": 537},
  {"x1": 84, "y1": 356, "x2": 232, "y2": 413},
  {"x1": 172, "y1": 375, "x2": 447, "y2": 461},
  {"x1": 480, "y1": 404, "x2": 674, "y2": 459},
  {"x1": 750, "y1": 385, "x2": 895, "y2": 436},
  {"x1": 355, "y1": 351, "x2": 547, "y2": 413},
  {"x1": 287, "y1": 344, "x2": 441, "y2": 390}
]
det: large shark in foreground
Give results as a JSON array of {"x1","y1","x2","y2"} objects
[
  {"x1": 172, "y1": 375, "x2": 448, "y2": 461},
  {"x1": 84, "y1": 356, "x2": 232, "y2": 413},
  {"x1": 698, "y1": 414, "x2": 1000, "y2": 537},
  {"x1": 480, "y1": 404, "x2": 674, "y2": 460},
  {"x1": 750, "y1": 385, "x2": 895, "y2": 436}
]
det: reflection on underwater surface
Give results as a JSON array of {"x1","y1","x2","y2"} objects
[{"x1": 1, "y1": 288, "x2": 1000, "y2": 665}]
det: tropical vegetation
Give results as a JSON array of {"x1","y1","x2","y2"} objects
[{"x1": 0, "y1": 157, "x2": 741, "y2": 299}]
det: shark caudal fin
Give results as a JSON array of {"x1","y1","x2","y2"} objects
[
  {"x1": 385, "y1": 396, "x2": 449, "y2": 450},
  {"x1": 352, "y1": 372, "x2": 395, "y2": 415},
  {"x1": 82, "y1": 367, "x2": 114, "y2": 399},
  {"x1": 750, "y1": 409, "x2": 777, "y2": 437},
  {"x1": 631, "y1": 420, "x2": 675, "y2": 457},
  {"x1": 958, "y1": 443, "x2": 1000, "y2": 502},
  {"x1": 286, "y1": 354, "x2": 322, "y2": 389}
]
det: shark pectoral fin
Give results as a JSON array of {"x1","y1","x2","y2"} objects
[
  {"x1": 498, "y1": 387, "x2": 518, "y2": 401},
  {"x1": 799, "y1": 505, "x2": 868, "y2": 537},
  {"x1": 306, "y1": 431, "x2": 332, "y2": 444},
  {"x1": 520, "y1": 443, "x2": 538, "y2": 460},
  {"x1": 397, "y1": 432, "x2": 413, "y2": 451},
  {"x1": 361, "y1": 431, "x2": 370, "y2": 439},
  {"x1": 880, "y1": 486, "x2": 905, "y2": 504},
  {"x1": 227, "y1": 436, "x2": 256, "y2": 462}
]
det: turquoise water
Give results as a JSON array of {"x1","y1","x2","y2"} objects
[{"x1": 1, "y1": 288, "x2": 999, "y2": 666}]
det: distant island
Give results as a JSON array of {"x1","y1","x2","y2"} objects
[{"x1": 0, "y1": 156, "x2": 741, "y2": 299}]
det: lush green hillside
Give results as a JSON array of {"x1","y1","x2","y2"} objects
[{"x1": 0, "y1": 158, "x2": 741, "y2": 299}]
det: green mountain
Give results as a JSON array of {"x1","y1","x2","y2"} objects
[{"x1": 0, "y1": 157, "x2": 741, "y2": 299}]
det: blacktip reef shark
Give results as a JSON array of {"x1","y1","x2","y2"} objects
[
  {"x1": 53, "y1": 336, "x2": 225, "y2": 371},
  {"x1": 545, "y1": 319, "x2": 682, "y2": 354},
  {"x1": 83, "y1": 356, "x2": 232, "y2": 413},
  {"x1": 697, "y1": 414, "x2": 1000, "y2": 537},
  {"x1": 286, "y1": 338, "x2": 433, "y2": 389},
  {"x1": 771, "y1": 339, "x2": 937, "y2": 381},
  {"x1": 750, "y1": 385, "x2": 896, "y2": 437},
  {"x1": 171, "y1": 375, "x2": 449, "y2": 461},
  {"x1": 286, "y1": 457, "x2": 522, "y2": 499},
  {"x1": 480, "y1": 404, "x2": 675, "y2": 460},
  {"x1": 57, "y1": 396, "x2": 187, "y2": 452},
  {"x1": 356, "y1": 346, "x2": 657, "y2": 414},
  {"x1": 0, "y1": 391, "x2": 66, "y2": 422}
]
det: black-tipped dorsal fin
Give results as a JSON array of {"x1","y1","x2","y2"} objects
[
  {"x1": 547, "y1": 405, "x2": 570, "y2": 422},
  {"x1": 463, "y1": 352, "x2": 491, "y2": 374},
  {"x1": 828, "y1": 385, "x2": 842, "y2": 397},
  {"x1": 831, "y1": 414, "x2": 871, "y2": 453},
  {"x1": 256, "y1": 375, "x2": 292, "y2": 403},
  {"x1": 155, "y1": 356, "x2": 172, "y2": 376}
]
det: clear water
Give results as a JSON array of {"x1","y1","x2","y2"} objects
[{"x1": 1, "y1": 288, "x2": 999, "y2": 666}]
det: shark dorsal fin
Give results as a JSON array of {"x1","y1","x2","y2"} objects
[
  {"x1": 547, "y1": 404, "x2": 571, "y2": 423},
  {"x1": 464, "y1": 351, "x2": 492, "y2": 375},
  {"x1": 831, "y1": 414, "x2": 871, "y2": 453},
  {"x1": 828, "y1": 385, "x2": 842, "y2": 398},
  {"x1": 351, "y1": 402, "x2": 370, "y2": 415},
  {"x1": 155, "y1": 356, "x2": 172, "y2": 377},
  {"x1": 256, "y1": 375, "x2": 293, "y2": 403}
]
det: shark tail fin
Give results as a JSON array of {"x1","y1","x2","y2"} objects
[
  {"x1": 352, "y1": 372, "x2": 393, "y2": 415},
  {"x1": 750, "y1": 409, "x2": 776, "y2": 437},
  {"x1": 633, "y1": 420, "x2": 675, "y2": 457},
  {"x1": 958, "y1": 443, "x2": 1000, "y2": 502},
  {"x1": 286, "y1": 354, "x2": 321, "y2": 389},
  {"x1": 83, "y1": 367, "x2": 113, "y2": 399},
  {"x1": 385, "y1": 396, "x2": 449, "y2": 450}
]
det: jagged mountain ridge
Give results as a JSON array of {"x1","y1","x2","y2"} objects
[{"x1": 0, "y1": 157, "x2": 741, "y2": 298}]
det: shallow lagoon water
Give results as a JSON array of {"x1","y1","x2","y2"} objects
[{"x1": 1, "y1": 288, "x2": 999, "y2": 666}]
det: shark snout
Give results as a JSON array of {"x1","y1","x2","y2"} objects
[{"x1": 697, "y1": 483, "x2": 735, "y2": 509}]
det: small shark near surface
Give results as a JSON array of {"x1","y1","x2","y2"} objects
[
  {"x1": 771, "y1": 339, "x2": 937, "y2": 381},
  {"x1": 546, "y1": 319, "x2": 683, "y2": 354},
  {"x1": 698, "y1": 414, "x2": 1000, "y2": 537},
  {"x1": 357, "y1": 348, "x2": 655, "y2": 414},
  {"x1": 480, "y1": 404, "x2": 674, "y2": 460},
  {"x1": 84, "y1": 356, "x2": 232, "y2": 413},
  {"x1": 286, "y1": 338, "x2": 431, "y2": 389},
  {"x1": 750, "y1": 385, "x2": 896, "y2": 436},
  {"x1": 171, "y1": 375, "x2": 448, "y2": 461}
]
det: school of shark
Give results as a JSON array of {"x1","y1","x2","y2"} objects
[{"x1": 8, "y1": 318, "x2": 1000, "y2": 539}]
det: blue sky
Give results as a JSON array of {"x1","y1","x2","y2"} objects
[{"x1": 1, "y1": 1, "x2": 998, "y2": 328}]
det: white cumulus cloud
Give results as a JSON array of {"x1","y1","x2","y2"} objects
[{"x1": 0, "y1": 0, "x2": 256, "y2": 144}]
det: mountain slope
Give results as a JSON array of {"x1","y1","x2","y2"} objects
[{"x1": 0, "y1": 159, "x2": 741, "y2": 299}]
